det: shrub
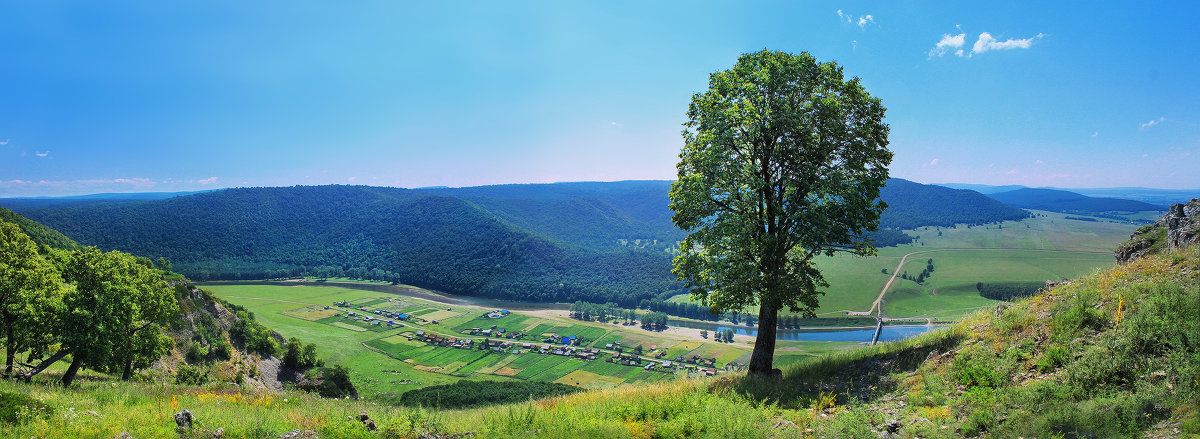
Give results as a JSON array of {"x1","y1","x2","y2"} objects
[
  {"x1": 952, "y1": 346, "x2": 1004, "y2": 389},
  {"x1": 395, "y1": 380, "x2": 582, "y2": 409},
  {"x1": 1035, "y1": 346, "x2": 1069, "y2": 373},
  {"x1": 175, "y1": 364, "x2": 210, "y2": 385},
  {"x1": 0, "y1": 391, "x2": 52, "y2": 425}
]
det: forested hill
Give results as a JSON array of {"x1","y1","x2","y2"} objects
[
  {"x1": 876, "y1": 178, "x2": 1030, "y2": 230},
  {"x1": 16, "y1": 185, "x2": 684, "y2": 306},
  {"x1": 986, "y1": 188, "x2": 1164, "y2": 213},
  {"x1": 0, "y1": 207, "x2": 79, "y2": 250},
  {"x1": 12, "y1": 179, "x2": 1026, "y2": 305}
]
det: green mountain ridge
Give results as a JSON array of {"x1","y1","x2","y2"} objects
[{"x1": 9, "y1": 179, "x2": 1026, "y2": 306}]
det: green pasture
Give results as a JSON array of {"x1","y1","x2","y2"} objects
[{"x1": 667, "y1": 210, "x2": 1134, "y2": 319}]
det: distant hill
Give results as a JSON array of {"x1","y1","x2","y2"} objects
[
  {"x1": 0, "y1": 190, "x2": 212, "y2": 211},
  {"x1": 878, "y1": 179, "x2": 1030, "y2": 230},
  {"x1": 1067, "y1": 187, "x2": 1198, "y2": 207},
  {"x1": 934, "y1": 183, "x2": 1028, "y2": 194},
  {"x1": 17, "y1": 184, "x2": 685, "y2": 306},
  {"x1": 16, "y1": 179, "x2": 1029, "y2": 305},
  {"x1": 986, "y1": 188, "x2": 1164, "y2": 213}
]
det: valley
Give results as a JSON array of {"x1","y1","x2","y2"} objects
[
  {"x1": 202, "y1": 283, "x2": 857, "y2": 401},
  {"x1": 198, "y1": 207, "x2": 1141, "y2": 402}
]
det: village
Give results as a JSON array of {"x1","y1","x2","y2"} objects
[{"x1": 329, "y1": 300, "x2": 735, "y2": 377}]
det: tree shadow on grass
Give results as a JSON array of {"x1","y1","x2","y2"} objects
[{"x1": 712, "y1": 328, "x2": 965, "y2": 409}]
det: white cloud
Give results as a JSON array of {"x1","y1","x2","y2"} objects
[
  {"x1": 347, "y1": 176, "x2": 357, "y2": 182},
  {"x1": 1091, "y1": 132, "x2": 1099, "y2": 137},
  {"x1": 1035, "y1": 159, "x2": 1045, "y2": 165},
  {"x1": 851, "y1": 40, "x2": 858, "y2": 50},
  {"x1": 1006, "y1": 168, "x2": 1019, "y2": 175},
  {"x1": 929, "y1": 33, "x2": 966, "y2": 57},
  {"x1": 837, "y1": 9, "x2": 874, "y2": 27},
  {"x1": 1143, "y1": 153, "x2": 1150, "y2": 158},
  {"x1": 197, "y1": 177, "x2": 218, "y2": 185},
  {"x1": 972, "y1": 32, "x2": 1043, "y2": 55},
  {"x1": 35, "y1": 150, "x2": 49, "y2": 157},
  {"x1": 1140, "y1": 117, "x2": 1164, "y2": 129},
  {"x1": 113, "y1": 178, "x2": 155, "y2": 187},
  {"x1": 0, "y1": 139, "x2": 9, "y2": 145},
  {"x1": 924, "y1": 158, "x2": 940, "y2": 168}
]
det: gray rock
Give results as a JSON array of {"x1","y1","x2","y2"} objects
[
  {"x1": 1117, "y1": 199, "x2": 1200, "y2": 262},
  {"x1": 174, "y1": 409, "x2": 196, "y2": 430}
]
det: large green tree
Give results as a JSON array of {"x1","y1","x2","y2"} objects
[
  {"x1": 0, "y1": 221, "x2": 68, "y2": 377},
  {"x1": 669, "y1": 50, "x2": 891, "y2": 375},
  {"x1": 19, "y1": 247, "x2": 178, "y2": 386}
]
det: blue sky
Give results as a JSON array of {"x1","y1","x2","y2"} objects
[{"x1": 2, "y1": 1, "x2": 1198, "y2": 197}]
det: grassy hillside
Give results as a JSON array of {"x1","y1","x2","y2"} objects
[{"x1": 4, "y1": 244, "x2": 1195, "y2": 437}]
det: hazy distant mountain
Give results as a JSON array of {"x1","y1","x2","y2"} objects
[
  {"x1": 935, "y1": 183, "x2": 1028, "y2": 195},
  {"x1": 987, "y1": 188, "x2": 1164, "y2": 213},
  {"x1": 936, "y1": 183, "x2": 1196, "y2": 207},
  {"x1": 15, "y1": 179, "x2": 1029, "y2": 305},
  {"x1": 0, "y1": 190, "x2": 213, "y2": 211},
  {"x1": 1066, "y1": 188, "x2": 1197, "y2": 207}
]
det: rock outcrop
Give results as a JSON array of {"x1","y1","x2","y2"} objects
[{"x1": 1116, "y1": 198, "x2": 1200, "y2": 263}]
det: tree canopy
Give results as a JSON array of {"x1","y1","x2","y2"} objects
[
  {"x1": 0, "y1": 221, "x2": 68, "y2": 377},
  {"x1": 670, "y1": 50, "x2": 891, "y2": 374}
]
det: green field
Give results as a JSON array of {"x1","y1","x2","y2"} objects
[
  {"x1": 203, "y1": 284, "x2": 830, "y2": 401},
  {"x1": 669, "y1": 210, "x2": 1134, "y2": 319}
]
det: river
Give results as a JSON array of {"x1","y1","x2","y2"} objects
[{"x1": 667, "y1": 318, "x2": 943, "y2": 342}]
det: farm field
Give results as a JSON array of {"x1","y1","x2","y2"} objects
[{"x1": 203, "y1": 284, "x2": 854, "y2": 401}]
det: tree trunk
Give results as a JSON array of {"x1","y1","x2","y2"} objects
[
  {"x1": 19, "y1": 348, "x2": 71, "y2": 383},
  {"x1": 3, "y1": 320, "x2": 13, "y2": 377},
  {"x1": 748, "y1": 304, "x2": 779, "y2": 375},
  {"x1": 61, "y1": 354, "x2": 85, "y2": 387},
  {"x1": 121, "y1": 358, "x2": 133, "y2": 381}
]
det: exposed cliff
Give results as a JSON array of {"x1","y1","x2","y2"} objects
[{"x1": 1116, "y1": 198, "x2": 1200, "y2": 263}]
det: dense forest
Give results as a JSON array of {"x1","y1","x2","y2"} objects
[
  {"x1": 7, "y1": 179, "x2": 1030, "y2": 306},
  {"x1": 976, "y1": 281, "x2": 1048, "y2": 301},
  {"x1": 875, "y1": 179, "x2": 1030, "y2": 230}
]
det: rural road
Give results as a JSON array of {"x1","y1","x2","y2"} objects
[{"x1": 852, "y1": 247, "x2": 1113, "y2": 318}]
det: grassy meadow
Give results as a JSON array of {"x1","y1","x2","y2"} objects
[{"x1": 671, "y1": 210, "x2": 1135, "y2": 320}]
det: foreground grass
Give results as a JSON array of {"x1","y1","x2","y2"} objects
[{"x1": 5, "y1": 245, "x2": 1198, "y2": 438}]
